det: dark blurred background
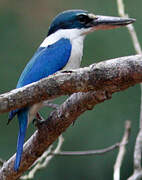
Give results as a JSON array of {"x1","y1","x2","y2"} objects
[{"x1": 0, "y1": 0, "x2": 141, "y2": 179}]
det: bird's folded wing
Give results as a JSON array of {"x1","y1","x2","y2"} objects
[
  {"x1": 9, "y1": 38, "x2": 71, "y2": 121},
  {"x1": 17, "y1": 38, "x2": 72, "y2": 88}
]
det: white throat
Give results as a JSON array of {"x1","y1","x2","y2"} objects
[{"x1": 40, "y1": 28, "x2": 88, "y2": 47}]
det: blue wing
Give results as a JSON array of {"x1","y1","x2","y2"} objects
[
  {"x1": 9, "y1": 38, "x2": 72, "y2": 120},
  {"x1": 17, "y1": 38, "x2": 72, "y2": 87},
  {"x1": 8, "y1": 38, "x2": 71, "y2": 171}
]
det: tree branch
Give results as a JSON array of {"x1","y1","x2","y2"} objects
[
  {"x1": 20, "y1": 135, "x2": 64, "y2": 180},
  {"x1": 52, "y1": 143, "x2": 120, "y2": 156},
  {"x1": 116, "y1": 1, "x2": 142, "y2": 179},
  {"x1": 113, "y1": 120, "x2": 131, "y2": 180},
  {"x1": 0, "y1": 55, "x2": 142, "y2": 179},
  {"x1": 0, "y1": 55, "x2": 142, "y2": 113}
]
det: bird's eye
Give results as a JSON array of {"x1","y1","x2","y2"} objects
[{"x1": 77, "y1": 14, "x2": 89, "y2": 23}]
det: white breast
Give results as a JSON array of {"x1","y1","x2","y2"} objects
[{"x1": 63, "y1": 36, "x2": 84, "y2": 70}]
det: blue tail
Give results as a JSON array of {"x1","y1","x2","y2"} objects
[{"x1": 14, "y1": 109, "x2": 28, "y2": 171}]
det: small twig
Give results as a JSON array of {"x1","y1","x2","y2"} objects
[
  {"x1": 128, "y1": 129, "x2": 142, "y2": 180},
  {"x1": 116, "y1": 0, "x2": 142, "y2": 179},
  {"x1": 52, "y1": 143, "x2": 120, "y2": 156},
  {"x1": 20, "y1": 135, "x2": 64, "y2": 180},
  {"x1": 20, "y1": 145, "x2": 53, "y2": 180},
  {"x1": 113, "y1": 121, "x2": 131, "y2": 180},
  {"x1": 128, "y1": 171, "x2": 142, "y2": 180},
  {"x1": 117, "y1": 0, "x2": 142, "y2": 55},
  {"x1": 127, "y1": 24, "x2": 142, "y2": 55},
  {"x1": 116, "y1": 0, "x2": 125, "y2": 17}
]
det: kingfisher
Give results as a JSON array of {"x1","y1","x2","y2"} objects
[{"x1": 8, "y1": 9, "x2": 135, "y2": 171}]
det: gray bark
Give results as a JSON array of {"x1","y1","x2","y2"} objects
[{"x1": 0, "y1": 55, "x2": 142, "y2": 179}]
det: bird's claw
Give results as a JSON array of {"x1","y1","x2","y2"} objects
[
  {"x1": 33, "y1": 118, "x2": 45, "y2": 129},
  {"x1": 33, "y1": 113, "x2": 45, "y2": 129}
]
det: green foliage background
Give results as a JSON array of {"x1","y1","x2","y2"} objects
[{"x1": 0, "y1": 0, "x2": 141, "y2": 179}]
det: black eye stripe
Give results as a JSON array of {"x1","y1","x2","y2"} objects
[{"x1": 77, "y1": 14, "x2": 91, "y2": 23}]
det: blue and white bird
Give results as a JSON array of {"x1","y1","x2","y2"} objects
[{"x1": 8, "y1": 9, "x2": 135, "y2": 171}]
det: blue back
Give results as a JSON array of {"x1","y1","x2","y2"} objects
[{"x1": 9, "y1": 38, "x2": 71, "y2": 120}]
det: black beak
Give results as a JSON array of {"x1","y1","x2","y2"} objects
[{"x1": 89, "y1": 15, "x2": 136, "y2": 30}]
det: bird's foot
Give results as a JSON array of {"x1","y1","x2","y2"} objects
[{"x1": 33, "y1": 113, "x2": 45, "y2": 128}]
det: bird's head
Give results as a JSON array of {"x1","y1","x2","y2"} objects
[{"x1": 48, "y1": 9, "x2": 135, "y2": 37}]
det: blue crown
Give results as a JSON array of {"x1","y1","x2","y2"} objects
[{"x1": 48, "y1": 10, "x2": 89, "y2": 36}]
